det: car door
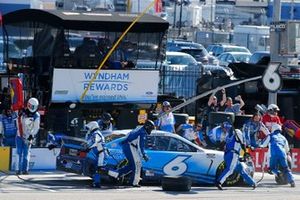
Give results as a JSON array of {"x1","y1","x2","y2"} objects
[{"x1": 143, "y1": 135, "x2": 222, "y2": 184}]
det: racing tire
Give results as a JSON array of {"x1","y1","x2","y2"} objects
[
  {"x1": 161, "y1": 176, "x2": 192, "y2": 192},
  {"x1": 209, "y1": 112, "x2": 235, "y2": 129},
  {"x1": 216, "y1": 161, "x2": 241, "y2": 186}
]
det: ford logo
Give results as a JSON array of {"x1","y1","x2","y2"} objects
[{"x1": 146, "y1": 91, "x2": 153, "y2": 95}]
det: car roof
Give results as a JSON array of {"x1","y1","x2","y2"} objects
[
  {"x1": 166, "y1": 51, "x2": 191, "y2": 56},
  {"x1": 220, "y1": 52, "x2": 252, "y2": 55}
]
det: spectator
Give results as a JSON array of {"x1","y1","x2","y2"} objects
[
  {"x1": 157, "y1": 101, "x2": 176, "y2": 133},
  {"x1": 207, "y1": 88, "x2": 226, "y2": 113},
  {"x1": 0, "y1": 108, "x2": 18, "y2": 146},
  {"x1": 202, "y1": 88, "x2": 226, "y2": 131},
  {"x1": 224, "y1": 95, "x2": 245, "y2": 115}
]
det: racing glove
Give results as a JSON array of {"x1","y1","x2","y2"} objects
[
  {"x1": 28, "y1": 135, "x2": 33, "y2": 141},
  {"x1": 47, "y1": 144, "x2": 57, "y2": 150},
  {"x1": 143, "y1": 154, "x2": 149, "y2": 162}
]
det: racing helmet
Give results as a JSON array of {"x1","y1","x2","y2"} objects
[
  {"x1": 162, "y1": 101, "x2": 171, "y2": 107},
  {"x1": 222, "y1": 121, "x2": 232, "y2": 132},
  {"x1": 271, "y1": 123, "x2": 282, "y2": 133},
  {"x1": 85, "y1": 121, "x2": 99, "y2": 132},
  {"x1": 27, "y1": 97, "x2": 39, "y2": 113},
  {"x1": 267, "y1": 104, "x2": 280, "y2": 111},
  {"x1": 102, "y1": 112, "x2": 113, "y2": 122},
  {"x1": 143, "y1": 120, "x2": 155, "y2": 135}
]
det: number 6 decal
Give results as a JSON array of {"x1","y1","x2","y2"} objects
[
  {"x1": 163, "y1": 156, "x2": 190, "y2": 176},
  {"x1": 262, "y1": 62, "x2": 282, "y2": 92}
]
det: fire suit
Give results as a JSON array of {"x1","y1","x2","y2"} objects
[
  {"x1": 15, "y1": 109, "x2": 40, "y2": 174},
  {"x1": 261, "y1": 129, "x2": 295, "y2": 186},
  {"x1": 216, "y1": 130, "x2": 256, "y2": 188},
  {"x1": 207, "y1": 126, "x2": 228, "y2": 149},
  {"x1": 85, "y1": 128, "x2": 106, "y2": 187},
  {"x1": 0, "y1": 111, "x2": 18, "y2": 146},
  {"x1": 262, "y1": 113, "x2": 282, "y2": 131},
  {"x1": 243, "y1": 120, "x2": 269, "y2": 149},
  {"x1": 116, "y1": 126, "x2": 149, "y2": 186},
  {"x1": 157, "y1": 112, "x2": 175, "y2": 133}
]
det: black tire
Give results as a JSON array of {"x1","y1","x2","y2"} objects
[
  {"x1": 161, "y1": 176, "x2": 192, "y2": 191},
  {"x1": 209, "y1": 112, "x2": 235, "y2": 129},
  {"x1": 216, "y1": 161, "x2": 241, "y2": 186}
]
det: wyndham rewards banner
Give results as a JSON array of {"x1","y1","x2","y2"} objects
[{"x1": 51, "y1": 69, "x2": 159, "y2": 103}]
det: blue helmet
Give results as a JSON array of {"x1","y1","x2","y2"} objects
[{"x1": 222, "y1": 121, "x2": 232, "y2": 132}]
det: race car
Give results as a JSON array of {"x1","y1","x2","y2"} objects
[{"x1": 56, "y1": 130, "x2": 255, "y2": 186}]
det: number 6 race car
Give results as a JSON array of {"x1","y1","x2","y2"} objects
[{"x1": 56, "y1": 130, "x2": 255, "y2": 187}]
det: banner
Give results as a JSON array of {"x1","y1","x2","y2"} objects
[
  {"x1": 249, "y1": 148, "x2": 300, "y2": 172},
  {"x1": 51, "y1": 69, "x2": 159, "y2": 103},
  {"x1": 11, "y1": 148, "x2": 60, "y2": 170}
]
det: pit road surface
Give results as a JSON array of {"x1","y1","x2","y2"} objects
[{"x1": 0, "y1": 171, "x2": 299, "y2": 200}]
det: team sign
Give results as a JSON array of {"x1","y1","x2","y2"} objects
[
  {"x1": 51, "y1": 69, "x2": 159, "y2": 103},
  {"x1": 249, "y1": 148, "x2": 300, "y2": 172}
]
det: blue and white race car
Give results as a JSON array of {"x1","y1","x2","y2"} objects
[{"x1": 56, "y1": 130, "x2": 254, "y2": 186}]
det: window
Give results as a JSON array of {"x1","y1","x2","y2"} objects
[{"x1": 145, "y1": 135, "x2": 197, "y2": 152}]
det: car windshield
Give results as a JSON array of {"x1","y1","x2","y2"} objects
[
  {"x1": 0, "y1": 42, "x2": 21, "y2": 58},
  {"x1": 233, "y1": 54, "x2": 251, "y2": 62},
  {"x1": 182, "y1": 48, "x2": 208, "y2": 58},
  {"x1": 225, "y1": 47, "x2": 249, "y2": 53},
  {"x1": 166, "y1": 54, "x2": 198, "y2": 65}
]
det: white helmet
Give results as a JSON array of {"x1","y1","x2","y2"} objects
[
  {"x1": 267, "y1": 104, "x2": 280, "y2": 111},
  {"x1": 271, "y1": 123, "x2": 282, "y2": 133},
  {"x1": 235, "y1": 129, "x2": 245, "y2": 145},
  {"x1": 85, "y1": 121, "x2": 99, "y2": 131},
  {"x1": 27, "y1": 97, "x2": 39, "y2": 113}
]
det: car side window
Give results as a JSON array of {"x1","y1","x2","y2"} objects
[
  {"x1": 145, "y1": 136, "x2": 171, "y2": 151},
  {"x1": 168, "y1": 138, "x2": 198, "y2": 152}
]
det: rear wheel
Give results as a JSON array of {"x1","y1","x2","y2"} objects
[{"x1": 161, "y1": 176, "x2": 192, "y2": 191}]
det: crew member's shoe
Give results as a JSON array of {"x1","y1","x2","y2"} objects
[
  {"x1": 108, "y1": 170, "x2": 119, "y2": 178},
  {"x1": 92, "y1": 182, "x2": 101, "y2": 188},
  {"x1": 215, "y1": 182, "x2": 223, "y2": 190},
  {"x1": 16, "y1": 171, "x2": 21, "y2": 175},
  {"x1": 252, "y1": 183, "x2": 257, "y2": 190},
  {"x1": 132, "y1": 184, "x2": 141, "y2": 188},
  {"x1": 22, "y1": 171, "x2": 29, "y2": 175},
  {"x1": 291, "y1": 181, "x2": 296, "y2": 188}
]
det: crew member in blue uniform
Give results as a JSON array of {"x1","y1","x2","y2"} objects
[
  {"x1": 207, "y1": 122, "x2": 232, "y2": 150},
  {"x1": 260, "y1": 123, "x2": 295, "y2": 187},
  {"x1": 216, "y1": 126, "x2": 256, "y2": 190},
  {"x1": 0, "y1": 108, "x2": 18, "y2": 146},
  {"x1": 16, "y1": 97, "x2": 40, "y2": 175},
  {"x1": 97, "y1": 112, "x2": 113, "y2": 135},
  {"x1": 243, "y1": 112, "x2": 269, "y2": 149},
  {"x1": 85, "y1": 121, "x2": 106, "y2": 188},
  {"x1": 108, "y1": 120, "x2": 155, "y2": 187}
]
